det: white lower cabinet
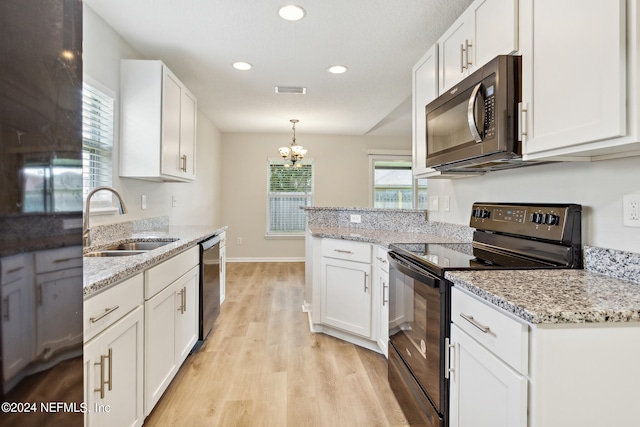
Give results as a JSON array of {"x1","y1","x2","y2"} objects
[
  {"x1": 219, "y1": 232, "x2": 226, "y2": 304},
  {"x1": 449, "y1": 323, "x2": 527, "y2": 427},
  {"x1": 144, "y1": 259, "x2": 199, "y2": 416},
  {"x1": 84, "y1": 274, "x2": 144, "y2": 427},
  {"x1": 449, "y1": 286, "x2": 528, "y2": 427},
  {"x1": 373, "y1": 247, "x2": 389, "y2": 357},
  {"x1": 321, "y1": 257, "x2": 371, "y2": 338}
]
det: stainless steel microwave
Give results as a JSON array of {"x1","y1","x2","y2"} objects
[{"x1": 425, "y1": 55, "x2": 522, "y2": 172}]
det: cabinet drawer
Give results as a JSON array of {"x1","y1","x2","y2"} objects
[
  {"x1": 451, "y1": 287, "x2": 528, "y2": 374},
  {"x1": 322, "y1": 239, "x2": 371, "y2": 263},
  {"x1": 84, "y1": 274, "x2": 144, "y2": 342},
  {"x1": 374, "y1": 246, "x2": 389, "y2": 273},
  {"x1": 35, "y1": 246, "x2": 82, "y2": 274},
  {"x1": 145, "y1": 246, "x2": 199, "y2": 299},
  {"x1": 1, "y1": 253, "x2": 31, "y2": 285}
]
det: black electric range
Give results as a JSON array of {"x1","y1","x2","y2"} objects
[{"x1": 387, "y1": 203, "x2": 582, "y2": 427}]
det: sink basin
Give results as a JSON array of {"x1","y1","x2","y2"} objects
[
  {"x1": 103, "y1": 240, "x2": 176, "y2": 251},
  {"x1": 84, "y1": 250, "x2": 148, "y2": 257},
  {"x1": 84, "y1": 238, "x2": 178, "y2": 257}
]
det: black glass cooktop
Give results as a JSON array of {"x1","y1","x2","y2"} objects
[{"x1": 389, "y1": 242, "x2": 555, "y2": 276}]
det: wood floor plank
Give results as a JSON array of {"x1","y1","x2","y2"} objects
[{"x1": 144, "y1": 262, "x2": 410, "y2": 426}]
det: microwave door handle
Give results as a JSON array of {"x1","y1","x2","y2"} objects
[{"x1": 467, "y1": 82, "x2": 485, "y2": 143}]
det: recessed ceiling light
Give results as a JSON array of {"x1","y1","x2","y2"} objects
[
  {"x1": 328, "y1": 65, "x2": 348, "y2": 74},
  {"x1": 279, "y1": 4, "x2": 306, "y2": 21},
  {"x1": 232, "y1": 61, "x2": 252, "y2": 71}
]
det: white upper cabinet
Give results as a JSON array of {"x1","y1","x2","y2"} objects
[
  {"x1": 120, "y1": 60, "x2": 197, "y2": 182},
  {"x1": 520, "y1": 0, "x2": 630, "y2": 159},
  {"x1": 412, "y1": 45, "x2": 439, "y2": 177},
  {"x1": 438, "y1": 0, "x2": 519, "y2": 93}
]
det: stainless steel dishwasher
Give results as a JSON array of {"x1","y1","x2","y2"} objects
[{"x1": 198, "y1": 234, "x2": 221, "y2": 343}]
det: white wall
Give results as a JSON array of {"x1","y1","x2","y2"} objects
[
  {"x1": 83, "y1": 6, "x2": 222, "y2": 227},
  {"x1": 221, "y1": 133, "x2": 410, "y2": 260},
  {"x1": 427, "y1": 156, "x2": 640, "y2": 253}
]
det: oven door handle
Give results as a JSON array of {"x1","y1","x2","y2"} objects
[{"x1": 388, "y1": 252, "x2": 440, "y2": 288}]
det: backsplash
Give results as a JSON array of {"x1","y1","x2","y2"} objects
[
  {"x1": 88, "y1": 216, "x2": 170, "y2": 247},
  {"x1": 303, "y1": 207, "x2": 474, "y2": 242},
  {"x1": 584, "y1": 246, "x2": 640, "y2": 284}
]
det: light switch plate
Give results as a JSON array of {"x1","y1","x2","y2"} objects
[{"x1": 429, "y1": 196, "x2": 439, "y2": 211}]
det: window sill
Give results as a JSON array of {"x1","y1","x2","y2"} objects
[{"x1": 264, "y1": 234, "x2": 305, "y2": 240}]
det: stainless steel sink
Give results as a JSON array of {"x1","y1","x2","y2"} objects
[
  {"x1": 103, "y1": 240, "x2": 176, "y2": 251},
  {"x1": 84, "y1": 238, "x2": 178, "y2": 257},
  {"x1": 84, "y1": 250, "x2": 148, "y2": 257}
]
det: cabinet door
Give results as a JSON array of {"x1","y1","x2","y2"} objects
[
  {"x1": 84, "y1": 306, "x2": 144, "y2": 427},
  {"x1": 179, "y1": 89, "x2": 197, "y2": 180},
  {"x1": 413, "y1": 45, "x2": 439, "y2": 176},
  {"x1": 175, "y1": 266, "x2": 199, "y2": 365},
  {"x1": 375, "y1": 264, "x2": 389, "y2": 357},
  {"x1": 2, "y1": 275, "x2": 34, "y2": 381},
  {"x1": 35, "y1": 267, "x2": 83, "y2": 359},
  {"x1": 161, "y1": 67, "x2": 183, "y2": 178},
  {"x1": 520, "y1": 0, "x2": 626, "y2": 156},
  {"x1": 438, "y1": 11, "x2": 471, "y2": 93},
  {"x1": 469, "y1": 0, "x2": 518, "y2": 71},
  {"x1": 321, "y1": 258, "x2": 371, "y2": 338},
  {"x1": 219, "y1": 240, "x2": 226, "y2": 304},
  {"x1": 144, "y1": 280, "x2": 179, "y2": 416},
  {"x1": 449, "y1": 324, "x2": 527, "y2": 427}
]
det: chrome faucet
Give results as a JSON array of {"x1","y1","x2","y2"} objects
[{"x1": 83, "y1": 186, "x2": 128, "y2": 247}]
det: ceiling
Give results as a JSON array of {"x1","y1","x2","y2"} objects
[{"x1": 85, "y1": 0, "x2": 473, "y2": 136}]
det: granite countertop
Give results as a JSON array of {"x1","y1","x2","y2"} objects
[
  {"x1": 308, "y1": 226, "x2": 467, "y2": 247},
  {"x1": 446, "y1": 269, "x2": 640, "y2": 324},
  {"x1": 83, "y1": 225, "x2": 226, "y2": 297}
]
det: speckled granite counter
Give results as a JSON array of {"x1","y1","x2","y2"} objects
[
  {"x1": 308, "y1": 226, "x2": 468, "y2": 246},
  {"x1": 446, "y1": 269, "x2": 640, "y2": 324},
  {"x1": 83, "y1": 224, "x2": 226, "y2": 297}
]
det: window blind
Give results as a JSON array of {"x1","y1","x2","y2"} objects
[
  {"x1": 268, "y1": 160, "x2": 313, "y2": 234},
  {"x1": 82, "y1": 82, "x2": 114, "y2": 201}
]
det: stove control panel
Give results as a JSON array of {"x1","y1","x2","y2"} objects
[{"x1": 469, "y1": 203, "x2": 582, "y2": 244}]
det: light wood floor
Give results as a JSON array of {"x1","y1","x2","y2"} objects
[{"x1": 145, "y1": 262, "x2": 410, "y2": 427}]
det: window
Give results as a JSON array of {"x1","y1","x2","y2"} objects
[
  {"x1": 267, "y1": 160, "x2": 313, "y2": 235},
  {"x1": 368, "y1": 152, "x2": 428, "y2": 209},
  {"x1": 82, "y1": 80, "x2": 114, "y2": 206}
]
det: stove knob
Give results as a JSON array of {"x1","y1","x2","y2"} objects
[
  {"x1": 530, "y1": 213, "x2": 543, "y2": 224},
  {"x1": 480, "y1": 209, "x2": 490, "y2": 218},
  {"x1": 546, "y1": 214, "x2": 559, "y2": 226}
]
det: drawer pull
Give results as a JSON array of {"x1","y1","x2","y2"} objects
[
  {"x1": 6, "y1": 266, "x2": 24, "y2": 274},
  {"x1": 460, "y1": 313, "x2": 490, "y2": 333},
  {"x1": 334, "y1": 249, "x2": 354, "y2": 254},
  {"x1": 54, "y1": 258, "x2": 75, "y2": 263},
  {"x1": 94, "y1": 348, "x2": 113, "y2": 399},
  {"x1": 375, "y1": 256, "x2": 387, "y2": 264},
  {"x1": 90, "y1": 305, "x2": 120, "y2": 323}
]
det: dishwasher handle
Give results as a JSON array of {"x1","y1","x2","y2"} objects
[{"x1": 200, "y1": 234, "x2": 222, "y2": 250}]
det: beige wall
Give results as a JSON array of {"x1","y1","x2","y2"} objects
[
  {"x1": 84, "y1": 6, "x2": 222, "y2": 228},
  {"x1": 221, "y1": 133, "x2": 411, "y2": 260}
]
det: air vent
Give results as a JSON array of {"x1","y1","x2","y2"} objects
[{"x1": 275, "y1": 86, "x2": 307, "y2": 94}]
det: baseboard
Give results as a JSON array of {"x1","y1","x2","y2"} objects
[{"x1": 227, "y1": 257, "x2": 305, "y2": 263}]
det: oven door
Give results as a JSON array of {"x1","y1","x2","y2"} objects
[{"x1": 388, "y1": 252, "x2": 448, "y2": 417}]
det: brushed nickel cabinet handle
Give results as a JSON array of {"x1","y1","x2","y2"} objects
[
  {"x1": 94, "y1": 348, "x2": 113, "y2": 399},
  {"x1": 90, "y1": 305, "x2": 120, "y2": 323},
  {"x1": 181, "y1": 155, "x2": 187, "y2": 172},
  {"x1": 334, "y1": 249, "x2": 354, "y2": 254},
  {"x1": 375, "y1": 256, "x2": 387, "y2": 264},
  {"x1": 364, "y1": 272, "x2": 369, "y2": 292},
  {"x1": 460, "y1": 43, "x2": 465, "y2": 72},
  {"x1": 6, "y1": 266, "x2": 24, "y2": 274},
  {"x1": 105, "y1": 348, "x2": 113, "y2": 392},
  {"x1": 54, "y1": 258, "x2": 75, "y2": 263},
  {"x1": 460, "y1": 313, "x2": 490, "y2": 333},
  {"x1": 178, "y1": 288, "x2": 185, "y2": 314},
  {"x1": 382, "y1": 281, "x2": 388, "y2": 306},
  {"x1": 465, "y1": 39, "x2": 473, "y2": 68},
  {"x1": 182, "y1": 286, "x2": 187, "y2": 312}
]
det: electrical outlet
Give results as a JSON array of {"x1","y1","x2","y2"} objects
[
  {"x1": 141, "y1": 195, "x2": 147, "y2": 210},
  {"x1": 237, "y1": 237, "x2": 243, "y2": 245},
  {"x1": 172, "y1": 195, "x2": 177, "y2": 207},
  {"x1": 350, "y1": 214, "x2": 361, "y2": 223},
  {"x1": 623, "y1": 194, "x2": 640, "y2": 227}
]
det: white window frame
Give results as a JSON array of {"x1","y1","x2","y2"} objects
[
  {"x1": 368, "y1": 150, "x2": 426, "y2": 209},
  {"x1": 82, "y1": 76, "x2": 116, "y2": 214},
  {"x1": 266, "y1": 159, "x2": 314, "y2": 239}
]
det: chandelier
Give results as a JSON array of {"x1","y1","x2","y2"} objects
[{"x1": 279, "y1": 119, "x2": 307, "y2": 167}]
